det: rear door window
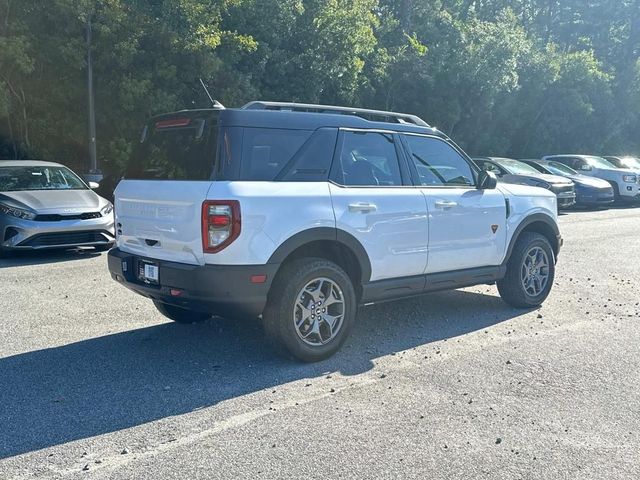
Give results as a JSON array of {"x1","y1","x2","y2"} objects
[{"x1": 332, "y1": 130, "x2": 403, "y2": 186}]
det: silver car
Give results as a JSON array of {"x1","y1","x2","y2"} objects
[{"x1": 0, "y1": 160, "x2": 115, "y2": 257}]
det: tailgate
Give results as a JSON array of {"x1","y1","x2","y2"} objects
[{"x1": 114, "y1": 180, "x2": 213, "y2": 265}]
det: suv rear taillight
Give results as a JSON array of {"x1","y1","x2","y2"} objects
[{"x1": 202, "y1": 200, "x2": 241, "y2": 253}]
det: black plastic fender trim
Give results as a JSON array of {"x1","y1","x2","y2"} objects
[
  {"x1": 503, "y1": 213, "x2": 561, "y2": 266},
  {"x1": 266, "y1": 227, "x2": 373, "y2": 283}
]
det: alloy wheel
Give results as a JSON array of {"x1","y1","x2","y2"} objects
[
  {"x1": 520, "y1": 246, "x2": 550, "y2": 297},
  {"x1": 293, "y1": 277, "x2": 346, "y2": 346}
]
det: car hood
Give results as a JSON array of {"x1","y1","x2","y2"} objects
[
  {"x1": 502, "y1": 173, "x2": 572, "y2": 185},
  {"x1": 596, "y1": 167, "x2": 640, "y2": 176},
  {"x1": 0, "y1": 189, "x2": 104, "y2": 213},
  {"x1": 567, "y1": 175, "x2": 612, "y2": 188},
  {"x1": 528, "y1": 173, "x2": 573, "y2": 185}
]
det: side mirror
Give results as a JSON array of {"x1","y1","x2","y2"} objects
[
  {"x1": 88, "y1": 181, "x2": 100, "y2": 189},
  {"x1": 477, "y1": 170, "x2": 498, "y2": 190}
]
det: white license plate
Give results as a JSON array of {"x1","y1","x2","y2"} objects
[{"x1": 143, "y1": 264, "x2": 159, "y2": 282}]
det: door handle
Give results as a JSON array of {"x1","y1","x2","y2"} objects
[
  {"x1": 348, "y1": 202, "x2": 378, "y2": 213},
  {"x1": 434, "y1": 200, "x2": 458, "y2": 209}
]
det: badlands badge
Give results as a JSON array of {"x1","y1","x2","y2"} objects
[{"x1": 491, "y1": 224, "x2": 499, "y2": 234}]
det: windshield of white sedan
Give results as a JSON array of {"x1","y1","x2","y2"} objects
[
  {"x1": 496, "y1": 159, "x2": 541, "y2": 175},
  {"x1": 0, "y1": 166, "x2": 87, "y2": 192}
]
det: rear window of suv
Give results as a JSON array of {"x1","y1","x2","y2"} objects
[{"x1": 127, "y1": 116, "x2": 218, "y2": 180}]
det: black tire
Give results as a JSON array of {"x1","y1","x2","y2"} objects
[
  {"x1": 609, "y1": 182, "x2": 621, "y2": 203},
  {"x1": 262, "y1": 258, "x2": 357, "y2": 362},
  {"x1": 153, "y1": 300, "x2": 211, "y2": 323},
  {"x1": 497, "y1": 232, "x2": 555, "y2": 308}
]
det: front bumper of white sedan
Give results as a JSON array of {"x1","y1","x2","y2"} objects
[{"x1": 0, "y1": 211, "x2": 115, "y2": 250}]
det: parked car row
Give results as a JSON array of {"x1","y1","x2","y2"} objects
[{"x1": 471, "y1": 155, "x2": 640, "y2": 209}]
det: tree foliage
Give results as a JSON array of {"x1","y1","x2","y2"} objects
[{"x1": 0, "y1": 0, "x2": 639, "y2": 172}]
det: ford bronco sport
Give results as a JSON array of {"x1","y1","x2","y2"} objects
[{"x1": 108, "y1": 102, "x2": 562, "y2": 362}]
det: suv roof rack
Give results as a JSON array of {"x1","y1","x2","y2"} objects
[{"x1": 242, "y1": 101, "x2": 430, "y2": 127}]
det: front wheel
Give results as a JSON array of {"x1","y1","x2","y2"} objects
[
  {"x1": 497, "y1": 232, "x2": 555, "y2": 308},
  {"x1": 153, "y1": 301, "x2": 211, "y2": 323},
  {"x1": 609, "y1": 182, "x2": 621, "y2": 203},
  {"x1": 262, "y1": 258, "x2": 357, "y2": 362}
]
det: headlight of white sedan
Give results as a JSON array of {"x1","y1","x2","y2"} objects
[
  {"x1": 0, "y1": 203, "x2": 37, "y2": 220},
  {"x1": 526, "y1": 180, "x2": 550, "y2": 189},
  {"x1": 101, "y1": 202, "x2": 114, "y2": 216}
]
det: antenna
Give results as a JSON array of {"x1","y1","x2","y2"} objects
[{"x1": 199, "y1": 78, "x2": 225, "y2": 109}]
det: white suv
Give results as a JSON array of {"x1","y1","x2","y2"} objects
[
  {"x1": 542, "y1": 154, "x2": 640, "y2": 203},
  {"x1": 108, "y1": 102, "x2": 562, "y2": 362}
]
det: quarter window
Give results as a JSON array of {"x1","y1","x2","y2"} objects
[
  {"x1": 404, "y1": 135, "x2": 475, "y2": 187},
  {"x1": 334, "y1": 131, "x2": 403, "y2": 186},
  {"x1": 240, "y1": 128, "x2": 311, "y2": 181}
]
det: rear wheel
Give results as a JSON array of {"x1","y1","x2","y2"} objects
[
  {"x1": 497, "y1": 232, "x2": 555, "y2": 308},
  {"x1": 153, "y1": 300, "x2": 211, "y2": 324},
  {"x1": 262, "y1": 258, "x2": 357, "y2": 362}
]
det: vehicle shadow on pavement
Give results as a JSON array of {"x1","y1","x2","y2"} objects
[
  {"x1": 0, "y1": 249, "x2": 103, "y2": 268},
  {"x1": 0, "y1": 288, "x2": 528, "y2": 459}
]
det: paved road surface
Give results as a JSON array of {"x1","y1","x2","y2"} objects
[{"x1": 1, "y1": 207, "x2": 639, "y2": 479}]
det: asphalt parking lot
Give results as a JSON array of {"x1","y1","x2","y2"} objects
[{"x1": 1, "y1": 207, "x2": 639, "y2": 479}]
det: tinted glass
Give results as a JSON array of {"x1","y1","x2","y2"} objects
[
  {"x1": 585, "y1": 156, "x2": 616, "y2": 169},
  {"x1": 0, "y1": 166, "x2": 87, "y2": 191},
  {"x1": 550, "y1": 157, "x2": 580, "y2": 169},
  {"x1": 280, "y1": 128, "x2": 338, "y2": 182},
  {"x1": 240, "y1": 128, "x2": 311, "y2": 181},
  {"x1": 545, "y1": 161, "x2": 578, "y2": 175},
  {"x1": 522, "y1": 162, "x2": 548, "y2": 173},
  {"x1": 335, "y1": 131, "x2": 402, "y2": 186},
  {"x1": 406, "y1": 136, "x2": 474, "y2": 186},
  {"x1": 128, "y1": 117, "x2": 217, "y2": 180},
  {"x1": 619, "y1": 157, "x2": 640, "y2": 169},
  {"x1": 476, "y1": 160, "x2": 504, "y2": 176},
  {"x1": 605, "y1": 157, "x2": 623, "y2": 167},
  {"x1": 494, "y1": 159, "x2": 541, "y2": 175}
]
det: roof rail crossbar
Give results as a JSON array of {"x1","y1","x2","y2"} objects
[{"x1": 241, "y1": 101, "x2": 430, "y2": 127}]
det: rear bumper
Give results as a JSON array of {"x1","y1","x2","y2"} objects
[{"x1": 107, "y1": 248, "x2": 279, "y2": 319}]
